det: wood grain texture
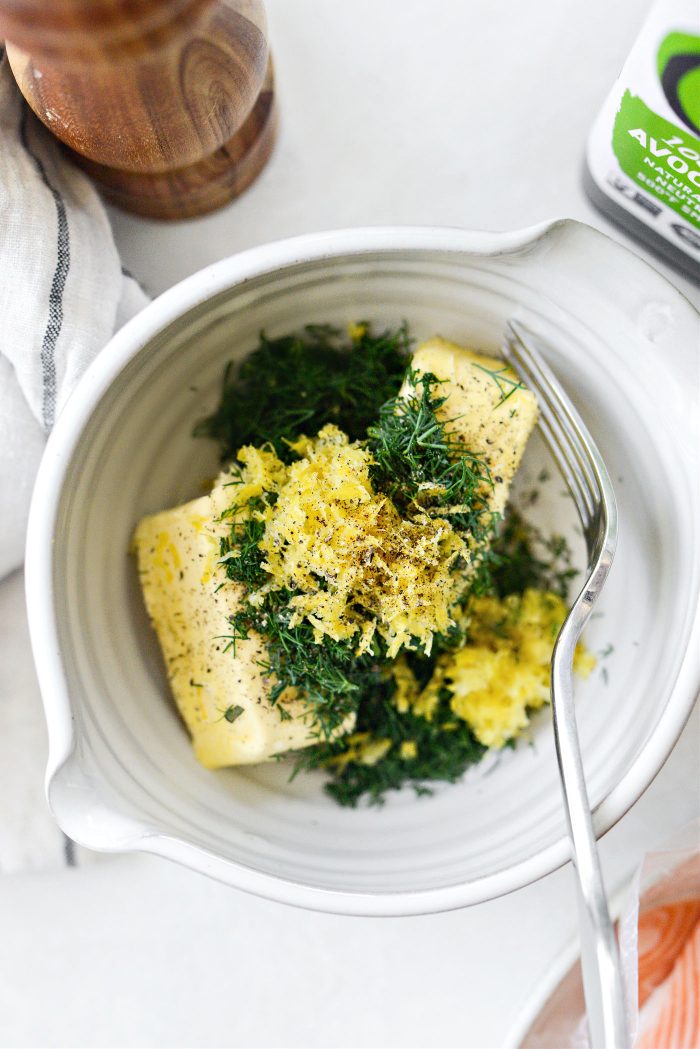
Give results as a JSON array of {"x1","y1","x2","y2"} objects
[
  {"x1": 77, "y1": 59, "x2": 277, "y2": 219},
  {"x1": 0, "y1": 0, "x2": 276, "y2": 219}
]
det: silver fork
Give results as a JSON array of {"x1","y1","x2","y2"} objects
[{"x1": 503, "y1": 321, "x2": 628, "y2": 1049}]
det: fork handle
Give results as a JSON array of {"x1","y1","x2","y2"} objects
[{"x1": 552, "y1": 638, "x2": 629, "y2": 1049}]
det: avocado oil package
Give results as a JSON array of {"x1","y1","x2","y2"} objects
[{"x1": 586, "y1": 0, "x2": 700, "y2": 278}]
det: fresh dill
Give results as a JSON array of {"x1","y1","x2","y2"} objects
[
  {"x1": 213, "y1": 362, "x2": 496, "y2": 742},
  {"x1": 230, "y1": 589, "x2": 382, "y2": 737},
  {"x1": 367, "y1": 370, "x2": 499, "y2": 595},
  {"x1": 295, "y1": 686, "x2": 487, "y2": 808},
  {"x1": 369, "y1": 370, "x2": 493, "y2": 523},
  {"x1": 471, "y1": 362, "x2": 525, "y2": 408},
  {"x1": 195, "y1": 324, "x2": 410, "y2": 462},
  {"x1": 199, "y1": 323, "x2": 577, "y2": 807},
  {"x1": 215, "y1": 361, "x2": 501, "y2": 799}
]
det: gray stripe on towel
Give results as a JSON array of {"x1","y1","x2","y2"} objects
[
  {"x1": 19, "y1": 106, "x2": 70, "y2": 433},
  {"x1": 63, "y1": 836, "x2": 76, "y2": 868}
]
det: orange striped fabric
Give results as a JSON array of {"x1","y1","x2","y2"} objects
[
  {"x1": 637, "y1": 901, "x2": 700, "y2": 1007},
  {"x1": 636, "y1": 911, "x2": 700, "y2": 1049}
]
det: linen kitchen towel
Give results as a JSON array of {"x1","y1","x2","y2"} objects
[
  {"x1": 0, "y1": 51, "x2": 148, "y2": 871},
  {"x1": 0, "y1": 51, "x2": 148, "y2": 579}
]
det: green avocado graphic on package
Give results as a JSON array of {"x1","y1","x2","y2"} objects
[{"x1": 586, "y1": 0, "x2": 700, "y2": 277}]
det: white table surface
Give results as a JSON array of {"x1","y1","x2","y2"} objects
[{"x1": 2, "y1": 1, "x2": 699, "y2": 1046}]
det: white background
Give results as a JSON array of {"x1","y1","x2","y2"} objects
[{"x1": 2, "y1": 1, "x2": 699, "y2": 1046}]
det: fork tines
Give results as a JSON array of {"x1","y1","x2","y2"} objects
[{"x1": 503, "y1": 320, "x2": 615, "y2": 557}]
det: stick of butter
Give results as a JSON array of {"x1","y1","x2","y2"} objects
[
  {"x1": 407, "y1": 338, "x2": 538, "y2": 515},
  {"x1": 133, "y1": 493, "x2": 328, "y2": 768}
]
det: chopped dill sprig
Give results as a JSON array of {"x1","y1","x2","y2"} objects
[
  {"x1": 194, "y1": 324, "x2": 410, "y2": 462},
  {"x1": 368, "y1": 369, "x2": 493, "y2": 519},
  {"x1": 229, "y1": 589, "x2": 381, "y2": 736},
  {"x1": 471, "y1": 362, "x2": 525, "y2": 408},
  {"x1": 294, "y1": 686, "x2": 487, "y2": 808},
  {"x1": 368, "y1": 369, "x2": 500, "y2": 595}
]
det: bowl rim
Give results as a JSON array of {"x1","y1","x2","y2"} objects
[{"x1": 25, "y1": 219, "x2": 700, "y2": 915}]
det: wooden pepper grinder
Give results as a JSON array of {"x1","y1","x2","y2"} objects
[{"x1": 0, "y1": 0, "x2": 276, "y2": 219}]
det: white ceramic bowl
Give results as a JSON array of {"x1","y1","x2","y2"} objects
[{"x1": 26, "y1": 221, "x2": 700, "y2": 915}]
